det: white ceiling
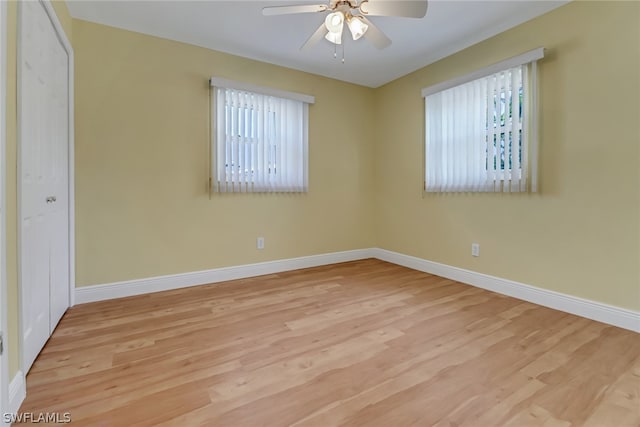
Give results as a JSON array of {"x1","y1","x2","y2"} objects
[{"x1": 66, "y1": 0, "x2": 569, "y2": 88}]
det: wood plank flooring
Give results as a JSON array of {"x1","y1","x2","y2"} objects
[{"x1": 19, "y1": 259, "x2": 640, "y2": 426}]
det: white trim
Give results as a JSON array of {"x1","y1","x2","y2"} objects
[
  {"x1": 421, "y1": 47, "x2": 544, "y2": 97},
  {"x1": 76, "y1": 249, "x2": 373, "y2": 304},
  {"x1": 372, "y1": 248, "x2": 640, "y2": 333},
  {"x1": 0, "y1": 0, "x2": 8, "y2": 422},
  {"x1": 210, "y1": 77, "x2": 315, "y2": 104},
  {"x1": 8, "y1": 371, "x2": 25, "y2": 416},
  {"x1": 74, "y1": 247, "x2": 639, "y2": 333}
]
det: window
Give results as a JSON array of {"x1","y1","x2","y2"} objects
[
  {"x1": 210, "y1": 78, "x2": 314, "y2": 193},
  {"x1": 422, "y1": 48, "x2": 543, "y2": 193}
]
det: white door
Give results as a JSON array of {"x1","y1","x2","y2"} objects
[
  {"x1": 47, "y1": 35, "x2": 69, "y2": 330},
  {"x1": 19, "y1": 0, "x2": 70, "y2": 373}
]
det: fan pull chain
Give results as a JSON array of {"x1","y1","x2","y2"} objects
[
  {"x1": 334, "y1": 43, "x2": 337, "y2": 59},
  {"x1": 342, "y1": 43, "x2": 345, "y2": 64}
]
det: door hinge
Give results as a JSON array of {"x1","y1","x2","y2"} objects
[{"x1": 0, "y1": 333, "x2": 3, "y2": 355}]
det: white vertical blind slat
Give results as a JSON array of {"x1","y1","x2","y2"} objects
[
  {"x1": 504, "y1": 70, "x2": 513, "y2": 192},
  {"x1": 258, "y1": 95, "x2": 266, "y2": 191},
  {"x1": 230, "y1": 90, "x2": 237, "y2": 192},
  {"x1": 449, "y1": 88, "x2": 457, "y2": 191},
  {"x1": 478, "y1": 79, "x2": 489, "y2": 192},
  {"x1": 459, "y1": 84, "x2": 467, "y2": 191},
  {"x1": 443, "y1": 90, "x2": 450, "y2": 192},
  {"x1": 521, "y1": 65, "x2": 530, "y2": 192},
  {"x1": 211, "y1": 88, "x2": 218, "y2": 192},
  {"x1": 510, "y1": 67, "x2": 520, "y2": 192},
  {"x1": 445, "y1": 90, "x2": 453, "y2": 192},
  {"x1": 529, "y1": 62, "x2": 538, "y2": 193},
  {"x1": 243, "y1": 92, "x2": 249, "y2": 191},
  {"x1": 516, "y1": 67, "x2": 523, "y2": 190},
  {"x1": 278, "y1": 98, "x2": 284, "y2": 191},
  {"x1": 468, "y1": 81, "x2": 478, "y2": 190},
  {"x1": 487, "y1": 72, "x2": 497, "y2": 191},
  {"x1": 238, "y1": 90, "x2": 245, "y2": 191},
  {"x1": 280, "y1": 100, "x2": 286, "y2": 191},
  {"x1": 424, "y1": 97, "x2": 432, "y2": 190},
  {"x1": 216, "y1": 88, "x2": 227, "y2": 192},
  {"x1": 429, "y1": 96, "x2": 435, "y2": 191},
  {"x1": 280, "y1": 100, "x2": 287, "y2": 191},
  {"x1": 241, "y1": 91, "x2": 248, "y2": 192}
]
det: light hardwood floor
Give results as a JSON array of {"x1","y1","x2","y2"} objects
[{"x1": 19, "y1": 259, "x2": 640, "y2": 426}]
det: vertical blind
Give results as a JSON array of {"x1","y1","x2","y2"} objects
[
  {"x1": 211, "y1": 79, "x2": 313, "y2": 193},
  {"x1": 423, "y1": 48, "x2": 543, "y2": 193}
]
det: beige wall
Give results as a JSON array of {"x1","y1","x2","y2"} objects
[
  {"x1": 73, "y1": 20, "x2": 376, "y2": 286},
  {"x1": 5, "y1": 0, "x2": 73, "y2": 378},
  {"x1": 4, "y1": 0, "x2": 639, "y2": 385},
  {"x1": 373, "y1": 1, "x2": 640, "y2": 311}
]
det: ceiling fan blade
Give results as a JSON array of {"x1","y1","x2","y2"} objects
[
  {"x1": 301, "y1": 23, "x2": 328, "y2": 50},
  {"x1": 359, "y1": 0, "x2": 428, "y2": 18},
  {"x1": 361, "y1": 17, "x2": 392, "y2": 49},
  {"x1": 263, "y1": 4, "x2": 328, "y2": 16}
]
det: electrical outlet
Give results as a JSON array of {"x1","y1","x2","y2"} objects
[
  {"x1": 471, "y1": 243, "x2": 480, "y2": 257},
  {"x1": 257, "y1": 237, "x2": 265, "y2": 250}
]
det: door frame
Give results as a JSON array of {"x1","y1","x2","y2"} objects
[
  {"x1": 17, "y1": 0, "x2": 75, "y2": 374},
  {"x1": 0, "y1": 0, "x2": 9, "y2": 422}
]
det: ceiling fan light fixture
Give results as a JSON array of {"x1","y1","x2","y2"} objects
[
  {"x1": 324, "y1": 11, "x2": 344, "y2": 44},
  {"x1": 324, "y1": 31, "x2": 342, "y2": 45},
  {"x1": 346, "y1": 15, "x2": 368, "y2": 41}
]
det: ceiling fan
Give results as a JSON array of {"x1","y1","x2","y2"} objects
[{"x1": 263, "y1": 0, "x2": 428, "y2": 50}]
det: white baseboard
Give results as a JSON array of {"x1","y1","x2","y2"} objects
[
  {"x1": 372, "y1": 248, "x2": 640, "y2": 333},
  {"x1": 76, "y1": 249, "x2": 374, "y2": 304},
  {"x1": 75, "y1": 247, "x2": 639, "y2": 333},
  {"x1": 8, "y1": 371, "x2": 25, "y2": 415}
]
